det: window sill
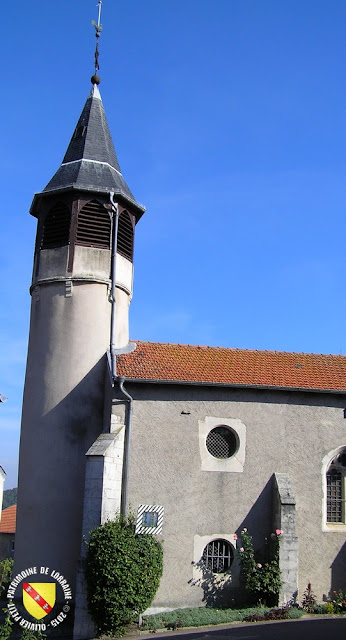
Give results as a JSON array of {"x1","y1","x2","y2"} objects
[{"x1": 323, "y1": 523, "x2": 346, "y2": 532}]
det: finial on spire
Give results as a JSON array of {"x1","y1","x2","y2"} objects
[{"x1": 91, "y1": 1, "x2": 103, "y2": 85}]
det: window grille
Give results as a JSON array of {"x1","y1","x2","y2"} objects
[
  {"x1": 206, "y1": 426, "x2": 237, "y2": 459},
  {"x1": 326, "y1": 449, "x2": 346, "y2": 524},
  {"x1": 117, "y1": 211, "x2": 134, "y2": 261},
  {"x1": 41, "y1": 202, "x2": 71, "y2": 249},
  {"x1": 202, "y1": 539, "x2": 234, "y2": 573},
  {"x1": 327, "y1": 469, "x2": 342, "y2": 523},
  {"x1": 76, "y1": 200, "x2": 111, "y2": 249}
]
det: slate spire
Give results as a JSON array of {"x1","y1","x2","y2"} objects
[{"x1": 36, "y1": 84, "x2": 144, "y2": 218}]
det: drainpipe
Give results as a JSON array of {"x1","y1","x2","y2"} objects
[
  {"x1": 118, "y1": 377, "x2": 133, "y2": 516},
  {"x1": 108, "y1": 193, "x2": 133, "y2": 517},
  {"x1": 109, "y1": 192, "x2": 119, "y2": 379}
]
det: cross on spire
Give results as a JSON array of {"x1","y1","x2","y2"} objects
[{"x1": 91, "y1": 1, "x2": 103, "y2": 85}]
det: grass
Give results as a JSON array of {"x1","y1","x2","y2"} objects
[{"x1": 141, "y1": 606, "x2": 304, "y2": 630}]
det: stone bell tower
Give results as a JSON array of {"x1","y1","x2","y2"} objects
[{"x1": 14, "y1": 66, "x2": 145, "y2": 611}]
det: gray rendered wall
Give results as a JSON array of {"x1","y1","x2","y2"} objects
[
  {"x1": 15, "y1": 280, "x2": 111, "y2": 599},
  {"x1": 126, "y1": 383, "x2": 346, "y2": 608}
]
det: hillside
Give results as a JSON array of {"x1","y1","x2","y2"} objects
[{"x1": 2, "y1": 488, "x2": 17, "y2": 509}]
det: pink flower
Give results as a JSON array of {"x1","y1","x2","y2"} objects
[
  {"x1": 239, "y1": 547, "x2": 244, "y2": 553},
  {"x1": 233, "y1": 534, "x2": 238, "y2": 540},
  {"x1": 275, "y1": 529, "x2": 283, "y2": 535},
  {"x1": 257, "y1": 563, "x2": 262, "y2": 568}
]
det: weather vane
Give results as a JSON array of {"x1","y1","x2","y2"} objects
[{"x1": 91, "y1": 1, "x2": 103, "y2": 85}]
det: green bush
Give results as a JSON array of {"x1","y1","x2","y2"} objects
[
  {"x1": 0, "y1": 558, "x2": 13, "y2": 598},
  {"x1": 85, "y1": 514, "x2": 163, "y2": 636},
  {"x1": 288, "y1": 607, "x2": 304, "y2": 619},
  {"x1": 237, "y1": 529, "x2": 281, "y2": 606},
  {"x1": 0, "y1": 609, "x2": 13, "y2": 640},
  {"x1": 20, "y1": 629, "x2": 46, "y2": 640}
]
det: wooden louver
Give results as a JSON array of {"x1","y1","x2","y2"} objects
[
  {"x1": 41, "y1": 202, "x2": 71, "y2": 249},
  {"x1": 117, "y1": 211, "x2": 134, "y2": 261},
  {"x1": 76, "y1": 200, "x2": 111, "y2": 250}
]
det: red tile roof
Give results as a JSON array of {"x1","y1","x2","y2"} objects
[
  {"x1": 117, "y1": 341, "x2": 346, "y2": 393},
  {"x1": 0, "y1": 504, "x2": 16, "y2": 533}
]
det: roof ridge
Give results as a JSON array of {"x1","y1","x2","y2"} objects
[{"x1": 130, "y1": 340, "x2": 346, "y2": 359}]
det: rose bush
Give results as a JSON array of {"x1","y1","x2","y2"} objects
[{"x1": 237, "y1": 528, "x2": 282, "y2": 606}]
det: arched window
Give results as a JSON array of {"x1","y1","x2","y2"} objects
[
  {"x1": 75, "y1": 200, "x2": 111, "y2": 250},
  {"x1": 202, "y1": 539, "x2": 234, "y2": 573},
  {"x1": 326, "y1": 449, "x2": 346, "y2": 523},
  {"x1": 41, "y1": 202, "x2": 71, "y2": 249},
  {"x1": 117, "y1": 211, "x2": 134, "y2": 261}
]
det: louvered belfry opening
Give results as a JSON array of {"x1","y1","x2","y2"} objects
[
  {"x1": 76, "y1": 200, "x2": 111, "y2": 249},
  {"x1": 117, "y1": 211, "x2": 134, "y2": 261},
  {"x1": 41, "y1": 202, "x2": 71, "y2": 249}
]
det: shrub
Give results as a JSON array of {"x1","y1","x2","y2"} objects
[
  {"x1": 237, "y1": 529, "x2": 282, "y2": 606},
  {"x1": 85, "y1": 514, "x2": 163, "y2": 636},
  {"x1": 243, "y1": 607, "x2": 290, "y2": 622},
  {"x1": 288, "y1": 606, "x2": 304, "y2": 619},
  {"x1": 0, "y1": 609, "x2": 13, "y2": 640},
  {"x1": 20, "y1": 630, "x2": 46, "y2": 640},
  {"x1": 313, "y1": 603, "x2": 334, "y2": 615},
  {"x1": 330, "y1": 589, "x2": 346, "y2": 613},
  {"x1": 0, "y1": 558, "x2": 13, "y2": 598}
]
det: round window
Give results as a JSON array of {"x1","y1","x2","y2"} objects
[
  {"x1": 206, "y1": 426, "x2": 238, "y2": 459},
  {"x1": 202, "y1": 539, "x2": 234, "y2": 573}
]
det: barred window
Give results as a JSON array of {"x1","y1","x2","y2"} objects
[
  {"x1": 202, "y1": 539, "x2": 234, "y2": 573},
  {"x1": 326, "y1": 450, "x2": 346, "y2": 524},
  {"x1": 206, "y1": 426, "x2": 238, "y2": 459}
]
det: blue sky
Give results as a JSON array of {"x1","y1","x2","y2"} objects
[{"x1": 1, "y1": 0, "x2": 345, "y2": 489}]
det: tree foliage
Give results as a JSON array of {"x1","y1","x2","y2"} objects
[
  {"x1": 85, "y1": 514, "x2": 163, "y2": 636},
  {"x1": 2, "y1": 489, "x2": 17, "y2": 510}
]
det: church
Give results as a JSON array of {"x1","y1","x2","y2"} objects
[{"x1": 13, "y1": 12, "x2": 346, "y2": 640}]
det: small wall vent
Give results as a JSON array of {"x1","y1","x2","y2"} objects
[
  {"x1": 76, "y1": 200, "x2": 111, "y2": 250},
  {"x1": 117, "y1": 211, "x2": 134, "y2": 261},
  {"x1": 41, "y1": 202, "x2": 71, "y2": 249}
]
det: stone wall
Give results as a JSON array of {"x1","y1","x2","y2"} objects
[{"x1": 273, "y1": 473, "x2": 298, "y2": 604}]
